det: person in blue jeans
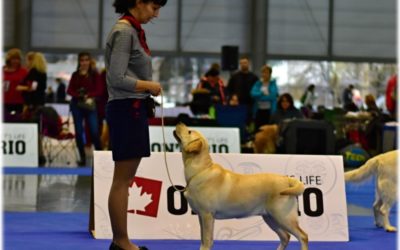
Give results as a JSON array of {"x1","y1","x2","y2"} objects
[
  {"x1": 251, "y1": 64, "x2": 279, "y2": 131},
  {"x1": 67, "y1": 52, "x2": 102, "y2": 166}
]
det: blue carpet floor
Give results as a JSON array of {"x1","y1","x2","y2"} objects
[
  {"x1": 3, "y1": 166, "x2": 398, "y2": 249},
  {"x1": 4, "y1": 212, "x2": 397, "y2": 250}
]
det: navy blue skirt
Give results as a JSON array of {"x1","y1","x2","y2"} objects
[{"x1": 106, "y1": 98, "x2": 150, "y2": 161}]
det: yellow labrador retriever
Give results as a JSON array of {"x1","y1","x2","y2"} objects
[
  {"x1": 173, "y1": 123, "x2": 308, "y2": 250},
  {"x1": 345, "y1": 150, "x2": 398, "y2": 232}
]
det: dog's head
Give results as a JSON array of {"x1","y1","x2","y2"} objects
[{"x1": 174, "y1": 123, "x2": 207, "y2": 154}]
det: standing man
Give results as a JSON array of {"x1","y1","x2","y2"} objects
[
  {"x1": 227, "y1": 56, "x2": 259, "y2": 123},
  {"x1": 55, "y1": 77, "x2": 67, "y2": 103},
  {"x1": 342, "y1": 84, "x2": 358, "y2": 112}
]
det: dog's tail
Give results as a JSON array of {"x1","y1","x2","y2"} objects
[
  {"x1": 280, "y1": 177, "x2": 305, "y2": 196},
  {"x1": 345, "y1": 157, "x2": 378, "y2": 183}
]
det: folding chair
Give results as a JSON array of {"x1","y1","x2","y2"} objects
[{"x1": 39, "y1": 106, "x2": 79, "y2": 166}]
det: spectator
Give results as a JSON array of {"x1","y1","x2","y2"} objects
[
  {"x1": 364, "y1": 94, "x2": 381, "y2": 117},
  {"x1": 67, "y1": 52, "x2": 102, "y2": 166},
  {"x1": 55, "y1": 78, "x2": 67, "y2": 103},
  {"x1": 3, "y1": 48, "x2": 28, "y2": 120},
  {"x1": 342, "y1": 84, "x2": 358, "y2": 112},
  {"x1": 45, "y1": 86, "x2": 55, "y2": 103},
  {"x1": 300, "y1": 84, "x2": 317, "y2": 118},
  {"x1": 17, "y1": 52, "x2": 47, "y2": 119},
  {"x1": 16, "y1": 51, "x2": 48, "y2": 165},
  {"x1": 196, "y1": 67, "x2": 226, "y2": 105},
  {"x1": 270, "y1": 93, "x2": 304, "y2": 125},
  {"x1": 364, "y1": 94, "x2": 384, "y2": 155},
  {"x1": 251, "y1": 64, "x2": 279, "y2": 130},
  {"x1": 227, "y1": 56, "x2": 259, "y2": 119},
  {"x1": 385, "y1": 74, "x2": 397, "y2": 120},
  {"x1": 301, "y1": 84, "x2": 316, "y2": 106}
]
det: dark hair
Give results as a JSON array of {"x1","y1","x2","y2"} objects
[
  {"x1": 205, "y1": 68, "x2": 220, "y2": 77},
  {"x1": 113, "y1": 0, "x2": 168, "y2": 14},
  {"x1": 277, "y1": 93, "x2": 295, "y2": 110},
  {"x1": 77, "y1": 52, "x2": 94, "y2": 74}
]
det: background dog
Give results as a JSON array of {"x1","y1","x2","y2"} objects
[
  {"x1": 345, "y1": 150, "x2": 398, "y2": 232},
  {"x1": 173, "y1": 123, "x2": 308, "y2": 250},
  {"x1": 253, "y1": 124, "x2": 279, "y2": 154}
]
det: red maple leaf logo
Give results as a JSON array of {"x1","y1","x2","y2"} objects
[{"x1": 127, "y1": 176, "x2": 162, "y2": 218}]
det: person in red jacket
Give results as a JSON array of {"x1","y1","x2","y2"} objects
[
  {"x1": 67, "y1": 52, "x2": 102, "y2": 166},
  {"x1": 385, "y1": 74, "x2": 397, "y2": 119},
  {"x1": 2, "y1": 48, "x2": 28, "y2": 121}
]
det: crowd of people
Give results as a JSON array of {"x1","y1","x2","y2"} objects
[
  {"x1": 3, "y1": 48, "x2": 108, "y2": 166},
  {"x1": 193, "y1": 56, "x2": 397, "y2": 157},
  {"x1": 2, "y1": 48, "x2": 397, "y2": 164}
]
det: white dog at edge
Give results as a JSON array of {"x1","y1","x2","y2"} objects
[
  {"x1": 173, "y1": 123, "x2": 308, "y2": 250},
  {"x1": 345, "y1": 150, "x2": 398, "y2": 232}
]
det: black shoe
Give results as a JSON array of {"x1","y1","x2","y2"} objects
[
  {"x1": 109, "y1": 242, "x2": 123, "y2": 250},
  {"x1": 109, "y1": 242, "x2": 148, "y2": 250}
]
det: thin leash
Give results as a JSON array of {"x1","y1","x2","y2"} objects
[{"x1": 160, "y1": 91, "x2": 186, "y2": 193}]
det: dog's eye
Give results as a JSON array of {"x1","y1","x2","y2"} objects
[{"x1": 189, "y1": 130, "x2": 192, "y2": 134}]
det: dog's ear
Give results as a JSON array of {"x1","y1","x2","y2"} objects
[{"x1": 184, "y1": 139, "x2": 202, "y2": 154}]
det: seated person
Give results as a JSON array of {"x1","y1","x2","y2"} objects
[
  {"x1": 196, "y1": 68, "x2": 226, "y2": 105},
  {"x1": 268, "y1": 93, "x2": 304, "y2": 153},
  {"x1": 364, "y1": 94, "x2": 381, "y2": 117},
  {"x1": 270, "y1": 93, "x2": 304, "y2": 125}
]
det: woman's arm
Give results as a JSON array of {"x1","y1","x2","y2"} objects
[
  {"x1": 66, "y1": 72, "x2": 80, "y2": 97},
  {"x1": 250, "y1": 81, "x2": 263, "y2": 99},
  {"x1": 107, "y1": 28, "x2": 140, "y2": 92}
]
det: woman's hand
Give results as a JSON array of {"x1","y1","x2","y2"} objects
[
  {"x1": 136, "y1": 80, "x2": 162, "y2": 96},
  {"x1": 16, "y1": 85, "x2": 31, "y2": 91},
  {"x1": 147, "y1": 81, "x2": 162, "y2": 96}
]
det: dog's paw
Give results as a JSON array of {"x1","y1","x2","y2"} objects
[
  {"x1": 385, "y1": 226, "x2": 397, "y2": 232},
  {"x1": 375, "y1": 222, "x2": 384, "y2": 228}
]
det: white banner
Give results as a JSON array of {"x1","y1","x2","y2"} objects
[
  {"x1": 93, "y1": 152, "x2": 348, "y2": 242},
  {"x1": 2, "y1": 123, "x2": 39, "y2": 167},
  {"x1": 149, "y1": 126, "x2": 241, "y2": 153}
]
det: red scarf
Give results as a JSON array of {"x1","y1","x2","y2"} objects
[{"x1": 120, "y1": 14, "x2": 151, "y2": 55}]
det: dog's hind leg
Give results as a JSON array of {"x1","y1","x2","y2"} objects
[
  {"x1": 380, "y1": 204, "x2": 396, "y2": 232},
  {"x1": 373, "y1": 194, "x2": 384, "y2": 228},
  {"x1": 377, "y1": 179, "x2": 397, "y2": 232},
  {"x1": 379, "y1": 198, "x2": 396, "y2": 232},
  {"x1": 262, "y1": 215, "x2": 290, "y2": 250},
  {"x1": 198, "y1": 213, "x2": 215, "y2": 250},
  {"x1": 268, "y1": 211, "x2": 308, "y2": 250}
]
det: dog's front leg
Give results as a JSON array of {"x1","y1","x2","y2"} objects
[{"x1": 198, "y1": 213, "x2": 215, "y2": 250}]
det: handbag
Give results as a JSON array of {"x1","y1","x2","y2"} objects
[
  {"x1": 145, "y1": 96, "x2": 156, "y2": 118},
  {"x1": 77, "y1": 97, "x2": 96, "y2": 111}
]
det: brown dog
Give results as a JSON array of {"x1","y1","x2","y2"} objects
[
  {"x1": 253, "y1": 124, "x2": 279, "y2": 154},
  {"x1": 173, "y1": 123, "x2": 308, "y2": 250}
]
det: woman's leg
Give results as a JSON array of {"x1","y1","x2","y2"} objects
[
  {"x1": 108, "y1": 158, "x2": 141, "y2": 250},
  {"x1": 86, "y1": 109, "x2": 102, "y2": 150}
]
